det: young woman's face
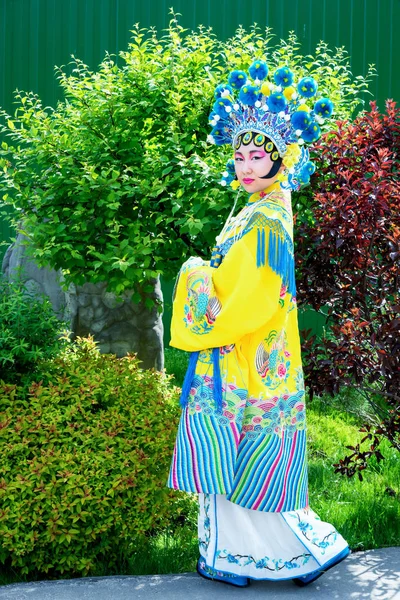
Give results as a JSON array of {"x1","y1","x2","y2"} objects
[{"x1": 234, "y1": 139, "x2": 281, "y2": 194}]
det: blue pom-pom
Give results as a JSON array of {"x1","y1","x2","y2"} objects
[
  {"x1": 291, "y1": 110, "x2": 312, "y2": 130},
  {"x1": 301, "y1": 122, "x2": 321, "y2": 143},
  {"x1": 226, "y1": 158, "x2": 235, "y2": 176},
  {"x1": 298, "y1": 170, "x2": 311, "y2": 186},
  {"x1": 297, "y1": 77, "x2": 318, "y2": 98},
  {"x1": 248, "y1": 60, "x2": 269, "y2": 81},
  {"x1": 228, "y1": 70, "x2": 247, "y2": 90},
  {"x1": 239, "y1": 84, "x2": 260, "y2": 106},
  {"x1": 267, "y1": 92, "x2": 287, "y2": 113},
  {"x1": 212, "y1": 97, "x2": 233, "y2": 117},
  {"x1": 211, "y1": 125, "x2": 228, "y2": 146},
  {"x1": 214, "y1": 84, "x2": 234, "y2": 99},
  {"x1": 221, "y1": 158, "x2": 236, "y2": 185},
  {"x1": 303, "y1": 161, "x2": 316, "y2": 176},
  {"x1": 273, "y1": 67, "x2": 294, "y2": 88},
  {"x1": 314, "y1": 97, "x2": 334, "y2": 117}
]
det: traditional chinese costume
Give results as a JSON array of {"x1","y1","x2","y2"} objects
[
  {"x1": 167, "y1": 185, "x2": 349, "y2": 582},
  {"x1": 167, "y1": 58, "x2": 349, "y2": 586}
]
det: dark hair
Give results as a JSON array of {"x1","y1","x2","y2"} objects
[{"x1": 234, "y1": 131, "x2": 283, "y2": 179}]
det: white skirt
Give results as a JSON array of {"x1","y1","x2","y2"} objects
[{"x1": 198, "y1": 493, "x2": 349, "y2": 581}]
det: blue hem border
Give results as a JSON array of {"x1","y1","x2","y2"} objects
[{"x1": 200, "y1": 545, "x2": 350, "y2": 582}]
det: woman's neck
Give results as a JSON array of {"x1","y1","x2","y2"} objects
[{"x1": 247, "y1": 181, "x2": 281, "y2": 204}]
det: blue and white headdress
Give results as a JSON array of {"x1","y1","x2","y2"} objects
[{"x1": 208, "y1": 61, "x2": 334, "y2": 191}]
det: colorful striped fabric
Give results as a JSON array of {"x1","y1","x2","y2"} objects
[
  {"x1": 168, "y1": 409, "x2": 308, "y2": 512},
  {"x1": 168, "y1": 411, "x2": 239, "y2": 494},
  {"x1": 227, "y1": 429, "x2": 308, "y2": 511}
]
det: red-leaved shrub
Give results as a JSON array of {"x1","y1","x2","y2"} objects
[{"x1": 296, "y1": 100, "x2": 400, "y2": 479}]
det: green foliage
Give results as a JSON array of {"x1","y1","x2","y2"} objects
[
  {"x1": 0, "y1": 336, "x2": 190, "y2": 578},
  {"x1": 124, "y1": 519, "x2": 199, "y2": 577},
  {"x1": 0, "y1": 16, "x2": 374, "y2": 299},
  {"x1": 0, "y1": 276, "x2": 67, "y2": 383},
  {"x1": 306, "y1": 400, "x2": 400, "y2": 550},
  {"x1": 164, "y1": 347, "x2": 189, "y2": 387},
  {"x1": 293, "y1": 185, "x2": 316, "y2": 250}
]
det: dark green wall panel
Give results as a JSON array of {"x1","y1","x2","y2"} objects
[{"x1": 1, "y1": 0, "x2": 398, "y2": 117}]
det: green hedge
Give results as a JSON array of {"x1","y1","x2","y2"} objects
[{"x1": 0, "y1": 337, "x2": 189, "y2": 577}]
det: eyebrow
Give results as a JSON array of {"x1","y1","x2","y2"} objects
[{"x1": 234, "y1": 150, "x2": 265, "y2": 156}]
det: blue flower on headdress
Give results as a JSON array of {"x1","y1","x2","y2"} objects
[
  {"x1": 267, "y1": 92, "x2": 287, "y2": 113},
  {"x1": 314, "y1": 97, "x2": 334, "y2": 117},
  {"x1": 214, "y1": 83, "x2": 234, "y2": 99},
  {"x1": 297, "y1": 169, "x2": 310, "y2": 186},
  {"x1": 226, "y1": 158, "x2": 235, "y2": 177},
  {"x1": 273, "y1": 67, "x2": 294, "y2": 88},
  {"x1": 210, "y1": 125, "x2": 227, "y2": 146},
  {"x1": 220, "y1": 158, "x2": 237, "y2": 187},
  {"x1": 239, "y1": 85, "x2": 260, "y2": 106},
  {"x1": 303, "y1": 161, "x2": 316, "y2": 176},
  {"x1": 291, "y1": 110, "x2": 312, "y2": 131},
  {"x1": 212, "y1": 97, "x2": 234, "y2": 117},
  {"x1": 283, "y1": 146, "x2": 311, "y2": 191},
  {"x1": 248, "y1": 60, "x2": 268, "y2": 81},
  {"x1": 297, "y1": 77, "x2": 318, "y2": 98},
  {"x1": 295, "y1": 161, "x2": 316, "y2": 187},
  {"x1": 301, "y1": 122, "x2": 321, "y2": 142},
  {"x1": 228, "y1": 70, "x2": 247, "y2": 90}
]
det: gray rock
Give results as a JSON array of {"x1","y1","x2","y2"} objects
[
  {"x1": 98, "y1": 341, "x2": 111, "y2": 354},
  {"x1": 91, "y1": 295, "x2": 102, "y2": 309},
  {"x1": 1, "y1": 235, "x2": 164, "y2": 370},
  {"x1": 2, "y1": 234, "x2": 69, "y2": 321},
  {"x1": 79, "y1": 282, "x2": 106, "y2": 294},
  {"x1": 102, "y1": 290, "x2": 122, "y2": 310},
  {"x1": 79, "y1": 306, "x2": 95, "y2": 324},
  {"x1": 77, "y1": 293, "x2": 92, "y2": 307},
  {"x1": 93, "y1": 306, "x2": 106, "y2": 320},
  {"x1": 24, "y1": 278, "x2": 44, "y2": 297},
  {"x1": 90, "y1": 319, "x2": 108, "y2": 334},
  {"x1": 109, "y1": 341, "x2": 135, "y2": 357}
]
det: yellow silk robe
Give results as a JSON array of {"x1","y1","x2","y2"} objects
[{"x1": 167, "y1": 185, "x2": 308, "y2": 512}]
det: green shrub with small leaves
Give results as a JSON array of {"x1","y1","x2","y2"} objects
[
  {"x1": 0, "y1": 16, "x2": 374, "y2": 301},
  {"x1": 0, "y1": 276, "x2": 67, "y2": 383},
  {"x1": 0, "y1": 336, "x2": 189, "y2": 578}
]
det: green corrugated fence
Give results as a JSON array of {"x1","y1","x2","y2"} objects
[{"x1": 1, "y1": 0, "x2": 398, "y2": 117}]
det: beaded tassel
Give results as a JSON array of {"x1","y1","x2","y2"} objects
[
  {"x1": 179, "y1": 351, "x2": 200, "y2": 408},
  {"x1": 212, "y1": 347, "x2": 223, "y2": 414},
  {"x1": 179, "y1": 348, "x2": 223, "y2": 414},
  {"x1": 257, "y1": 228, "x2": 296, "y2": 296}
]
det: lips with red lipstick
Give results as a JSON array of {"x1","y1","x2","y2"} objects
[{"x1": 242, "y1": 178, "x2": 255, "y2": 184}]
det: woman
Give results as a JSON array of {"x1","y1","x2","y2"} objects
[{"x1": 167, "y1": 61, "x2": 349, "y2": 587}]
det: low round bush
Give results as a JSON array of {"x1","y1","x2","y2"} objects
[{"x1": 0, "y1": 337, "x2": 186, "y2": 577}]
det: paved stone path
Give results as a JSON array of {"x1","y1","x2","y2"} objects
[{"x1": 0, "y1": 547, "x2": 399, "y2": 599}]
